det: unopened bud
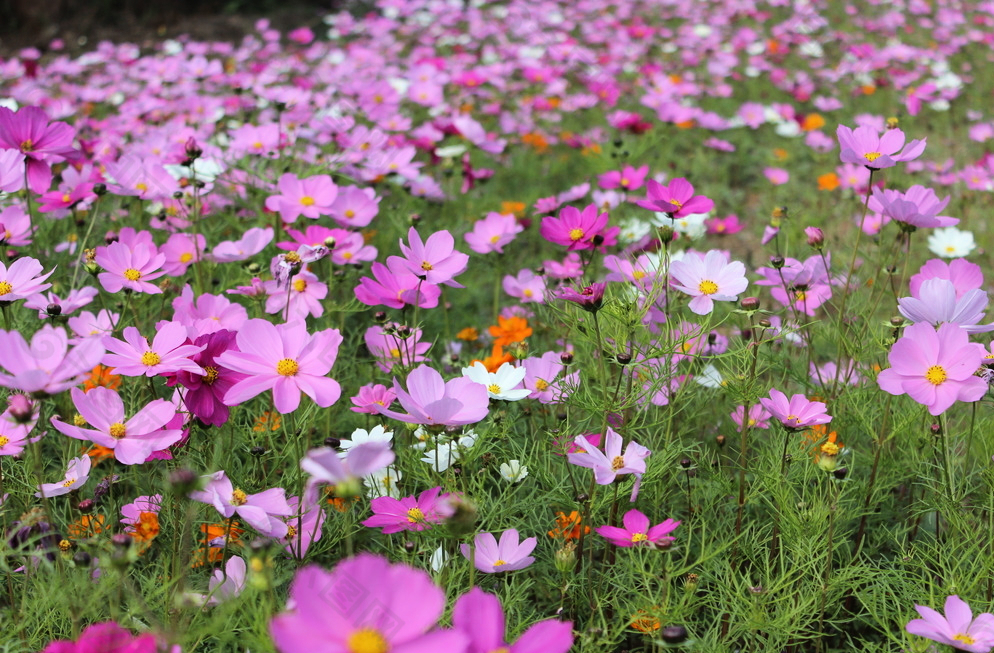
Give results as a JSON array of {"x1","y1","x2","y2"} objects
[
  {"x1": 770, "y1": 255, "x2": 785, "y2": 269},
  {"x1": 554, "y1": 541, "x2": 577, "y2": 573},
  {"x1": 805, "y1": 226, "x2": 824, "y2": 249},
  {"x1": 560, "y1": 352, "x2": 573, "y2": 365},
  {"x1": 46, "y1": 302, "x2": 62, "y2": 317},
  {"x1": 715, "y1": 434, "x2": 726, "y2": 447},
  {"x1": 657, "y1": 225, "x2": 675, "y2": 244},
  {"x1": 661, "y1": 626, "x2": 689, "y2": 644},
  {"x1": 740, "y1": 296, "x2": 760, "y2": 311}
]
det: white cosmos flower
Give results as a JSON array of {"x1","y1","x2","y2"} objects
[
  {"x1": 928, "y1": 227, "x2": 976, "y2": 259},
  {"x1": 365, "y1": 466, "x2": 402, "y2": 499},
  {"x1": 694, "y1": 364, "x2": 725, "y2": 389},
  {"x1": 461, "y1": 361, "x2": 530, "y2": 401},
  {"x1": 430, "y1": 546, "x2": 450, "y2": 572},
  {"x1": 499, "y1": 460, "x2": 529, "y2": 483},
  {"x1": 339, "y1": 425, "x2": 394, "y2": 458},
  {"x1": 421, "y1": 432, "x2": 478, "y2": 472}
]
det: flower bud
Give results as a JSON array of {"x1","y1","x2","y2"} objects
[
  {"x1": 805, "y1": 226, "x2": 824, "y2": 249},
  {"x1": 740, "y1": 296, "x2": 760, "y2": 312},
  {"x1": 661, "y1": 626, "x2": 689, "y2": 644},
  {"x1": 554, "y1": 541, "x2": 577, "y2": 573},
  {"x1": 770, "y1": 255, "x2": 785, "y2": 269}
]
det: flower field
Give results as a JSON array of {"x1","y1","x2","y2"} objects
[{"x1": 3, "y1": 0, "x2": 994, "y2": 651}]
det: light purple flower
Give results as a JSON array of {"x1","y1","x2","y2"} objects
[{"x1": 461, "y1": 529, "x2": 536, "y2": 573}]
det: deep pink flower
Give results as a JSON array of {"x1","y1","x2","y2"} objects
[
  {"x1": 706, "y1": 214, "x2": 745, "y2": 235},
  {"x1": 362, "y1": 486, "x2": 451, "y2": 534},
  {"x1": 557, "y1": 282, "x2": 606, "y2": 312},
  {"x1": 598, "y1": 165, "x2": 649, "y2": 191},
  {"x1": 635, "y1": 177, "x2": 714, "y2": 218},
  {"x1": 167, "y1": 329, "x2": 246, "y2": 427},
  {"x1": 878, "y1": 322, "x2": 987, "y2": 416},
  {"x1": 189, "y1": 470, "x2": 293, "y2": 538},
  {"x1": 452, "y1": 587, "x2": 573, "y2": 653},
  {"x1": 355, "y1": 259, "x2": 442, "y2": 310},
  {"x1": 906, "y1": 595, "x2": 994, "y2": 652},
  {"x1": 392, "y1": 227, "x2": 469, "y2": 287},
  {"x1": 539, "y1": 204, "x2": 616, "y2": 251},
  {"x1": 270, "y1": 554, "x2": 467, "y2": 653},
  {"x1": 759, "y1": 389, "x2": 832, "y2": 430},
  {"x1": 350, "y1": 383, "x2": 398, "y2": 414},
  {"x1": 461, "y1": 529, "x2": 536, "y2": 573},
  {"x1": 837, "y1": 124, "x2": 926, "y2": 169},
  {"x1": 375, "y1": 365, "x2": 490, "y2": 427},
  {"x1": 0, "y1": 106, "x2": 78, "y2": 194},
  {"x1": 217, "y1": 319, "x2": 344, "y2": 414},
  {"x1": 41, "y1": 621, "x2": 159, "y2": 653},
  {"x1": 596, "y1": 509, "x2": 680, "y2": 548}
]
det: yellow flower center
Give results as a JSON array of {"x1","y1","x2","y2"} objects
[
  {"x1": 487, "y1": 384, "x2": 502, "y2": 394},
  {"x1": 523, "y1": 289, "x2": 533, "y2": 298},
  {"x1": 946, "y1": 245, "x2": 956, "y2": 253},
  {"x1": 698, "y1": 280, "x2": 719, "y2": 295},
  {"x1": 534, "y1": 378, "x2": 549, "y2": 391},
  {"x1": 954, "y1": 634, "x2": 976, "y2": 646},
  {"x1": 284, "y1": 251, "x2": 302, "y2": 263},
  {"x1": 109, "y1": 422, "x2": 126, "y2": 439},
  {"x1": 406, "y1": 507, "x2": 425, "y2": 523},
  {"x1": 73, "y1": 413, "x2": 87, "y2": 427},
  {"x1": 633, "y1": 270, "x2": 647, "y2": 281},
  {"x1": 62, "y1": 193, "x2": 72, "y2": 203},
  {"x1": 20, "y1": 139, "x2": 33, "y2": 152},
  {"x1": 0, "y1": 281, "x2": 11, "y2": 296},
  {"x1": 492, "y1": 559, "x2": 507, "y2": 567},
  {"x1": 668, "y1": 198, "x2": 683, "y2": 209},
  {"x1": 347, "y1": 628, "x2": 389, "y2": 653},
  {"x1": 135, "y1": 182, "x2": 148, "y2": 192},
  {"x1": 231, "y1": 489, "x2": 248, "y2": 506},
  {"x1": 925, "y1": 365, "x2": 947, "y2": 385},
  {"x1": 124, "y1": 268, "x2": 142, "y2": 281},
  {"x1": 620, "y1": 177, "x2": 630, "y2": 186},
  {"x1": 631, "y1": 532, "x2": 648, "y2": 542},
  {"x1": 568, "y1": 228, "x2": 585, "y2": 241},
  {"x1": 300, "y1": 196, "x2": 315, "y2": 206},
  {"x1": 611, "y1": 455, "x2": 625, "y2": 470},
  {"x1": 389, "y1": 348, "x2": 401, "y2": 358},
  {"x1": 204, "y1": 366, "x2": 219, "y2": 384},
  {"x1": 179, "y1": 252, "x2": 193, "y2": 263},
  {"x1": 490, "y1": 235, "x2": 501, "y2": 244},
  {"x1": 820, "y1": 442, "x2": 840, "y2": 456},
  {"x1": 286, "y1": 523, "x2": 297, "y2": 540},
  {"x1": 277, "y1": 358, "x2": 299, "y2": 376},
  {"x1": 0, "y1": 435, "x2": 8, "y2": 448},
  {"x1": 795, "y1": 290, "x2": 807, "y2": 302},
  {"x1": 293, "y1": 278, "x2": 307, "y2": 292},
  {"x1": 62, "y1": 478, "x2": 76, "y2": 488},
  {"x1": 344, "y1": 209, "x2": 356, "y2": 219},
  {"x1": 420, "y1": 261, "x2": 433, "y2": 271},
  {"x1": 141, "y1": 351, "x2": 161, "y2": 367},
  {"x1": 863, "y1": 152, "x2": 882, "y2": 162}
]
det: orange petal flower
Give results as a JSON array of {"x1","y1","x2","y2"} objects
[{"x1": 488, "y1": 315, "x2": 532, "y2": 347}]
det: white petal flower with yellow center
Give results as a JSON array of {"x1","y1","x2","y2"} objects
[{"x1": 461, "y1": 361, "x2": 530, "y2": 401}]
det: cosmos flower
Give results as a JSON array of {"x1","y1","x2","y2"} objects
[{"x1": 461, "y1": 529, "x2": 536, "y2": 573}]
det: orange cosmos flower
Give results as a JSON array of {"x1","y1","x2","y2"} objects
[
  {"x1": 253, "y1": 411, "x2": 282, "y2": 432},
  {"x1": 817, "y1": 173, "x2": 839, "y2": 191},
  {"x1": 522, "y1": 132, "x2": 549, "y2": 153},
  {"x1": 488, "y1": 316, "x2": 532, "y2": 347},
  {"x1": 630, "y1": 608, "x2": 662, "y2": 633},
  {"x1": 548, "y1": 511, "x2": 590, "y2": 541},
  {"x1": 801, "y1": 113, "x2": 825, "y2": 131},
  {"x1": 476, "y1": 345, "x2": 514, "y2": 373},
  {"x1": 68, "y1": 514, "x2": 106, "y2": 540},
  {"x1": 500, "y1": 201, "x2": 526, "y2": 218},
  {"x1": 192, "y1": 522, "x2": 244, "y2": 567},
  {"x1": 86, "y1": 445, "x2": 115, "y2": 465},
  {"x1": 456, "y1": 327, "x2": 479, "y2": 342},
  {"x1": 82, "y1": 365, "x2": 121, "y2": 392}
]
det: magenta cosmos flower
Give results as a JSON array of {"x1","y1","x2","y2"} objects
[
  {"x1": 102, "y1": 323, "x2": 205, "y2": 377},
  {"x1": 375, "y1": 364, "x2": 490, "y2": 427},
  {"x1": 878, "y1": 322, "x2": 987, "y2": 416},
  {"x1": 837, "y1": 124, "x2": 926, "y2": 169},
  {"x1": 0, "y1": 106, "x2": 78, "y2": 194},
  {"x1": 51, "y1": 387, "x2": 183, "y2": 465},
  {"x1": 167, "y1": 329, "x2": 247, "y2": 427},
  {"x1": 759, "y1": 389, "x2": 832, "y2": 430},
  {"x1": 634, "y1": 177, "x2": 714, "y2": 218},
  {"x1": 270, "y1": 554, "x2": 467, "y2": 653},
  {"x1": 453, "y1": 587, "x2": 573, "y2": 653},
  {"x1": 596, "y1": 509, "x2": 680, "y2": 548},
  {"x1": 41, "y1": 621, "x2": 160, "y2": 653},
  {"x1": 0, "y1": 257, "x2": 54, "y2": 301},
  {"x1": 567, "y1": 427, "x2": 650, "y2": 486},
  {"x1": 539, "y1": 203, "x2": 617, "y2": 251},
  {"x1": 190, "y1": 470, "x2": 293, "y2": 538},
  {"x1": 0, "y1": 325, "x2": 104, "y2": 396},
  {"x1": 216, "y1": 319, "x2": 343, "y2": 414},
  {"x1": 669, "y1": 250, "x2": 749, "y2": 315},
  {"x1": 362, "y1": 486, "x2": 452, "y2": 534},
  {"x1": 906, "y1": 595, "x2": 994, "y2": 652},
  {"x1": 462, "y1": 529, "x2": 536, "y2": 573},
  {"x1": 96, "y1": 241, "x2": 167, "y2": 294}
]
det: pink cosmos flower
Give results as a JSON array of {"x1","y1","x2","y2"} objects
[
  {"x1": 167, "y1": 329, "x2": 246, "y2": 427},
  {"x1": 263, "y1": 271, "x2": 328, "y2": 320},
  {"x1": 120, "y1": 495, "x2": 162, "y2": 534},
  {"x1": 557, "y1": 283, "x2": 606, "y2": 312},
  {"x1": 355, "y1": 259, "x2": 442, "y2": 310},
  {"x1": 0, "y1": 325, "x2": 105, "y2": 396},
  {"x1": 0, "y1": 106, "x2": 78, "y2": 194},
  {"x1": 669, "y1": 250, "x2": 748, "y2": 315},
  {"x1": 464, "y1": 212, "x2": 523, "y2": 255},
  {"x1": 598, "y1": 165, "x2": 649, "y2": 191},
  {"x1": 264, "y1": 173, "x2": 338, "y2": 223},
  {"x1": 301, "y1": 441, "x2": 395, "y2": 490},
  {"x1": 596, "y1": 509, "x2": 680, "y2": 548},
  {"x1": 502, "y1": 269, "x2": 546, "y2": 303},
  {"x1": 41, "y1": 621, "x2": 160, "y2": 653},
  {"x1": 329, "y1": 185, "x2": 379, "y2": 227},
  {"x1": 362, "y1": 486, "x2": 452, "y2": 534},
  {"x1": 899, "y1": 278, "x2": 994, "y2": 333},
  {"x1": 731, "y1": 404, "x2": 772, "y2": 430},
  {"x1": 0, "y1": 257, "x2": 54, "y2": 301},
  {"x1": 105, "y1": 155, "x2": 179, "y2": 201},
  {"x1": 391, "y1": 227, "x2": 469, "y2": 287},
  {"x1": 0, "y1": 405, "x2": 37, "y2": 456},
  {"x1": 374, "y1": 364, "x2": 490, "y2": 427},
  {"x1": 452, "y1": 587, "x2": 573, "y2": 653},
  {"x1": 35, "y1": 455, "x2": 91, "y2": 498},
  {"x1": 170, "y1": 287, "x2": 248, "y2": 336},
  {"x1": 837, "y1": 124, "x2": 926, "y2": 169},
  {"x1": 906, "y1": 595, "x2": 994, "y2": 652},
  {"x1": 351, "y1": 383, "x2": 398, "y2": 414},
  {"x1": 539, "y1": 204, "x2": 616, "y2": 251},
  {"x1": 911, "y1": 259, "x2": 983, "y2": 299},
  {"x1": 868, "y1": 185, "x2": 958, "y2": 229},
  {"x1": 96, "y1": 241, "x2": 167, "y2": 294},
  {"x1": 161, "y1": 233, "x2": 206, "y2": 276},
  {"x1": 364, "y1": 324, "x2": 432, "y2": 372},
  {"x1": 211, "y1": 227, "x2": 274, "y2": 263},
  {"x1": 461, "y1": 529, "x2": 536, "y2": 573},
  {"x1": 281, "y1": 491, "x2": 324, "y2": 559},
  {"x1": 51, "y1": 387, "x2": 184, "y2": 465},
  {"x1": 102, "y1": 323, "x2": 205, "y2": 377},
  {"x1": 0, "y1": 204, "x2": 33, "y2": 246},
  {"x1": 706, "y1": 214, "x2": 745, "y2": 235},
  {"x1": 635, "y1": 177, "x2": 714, "y2": 218},
  {"x1": 201, "y1": 555, "x2": 247, "y2": 607},
  {"x1": 0, "y1": 149, "x2": 25, "y2": 193},
  {"x1": 25, "y1": 287, "x2": 98, "y2": 320},
  {"x1": 877, "y1": 322, "x2": 988, "y2": 416},
  {"x1": 521, "y1": 351, "x2": 579, "y2": 403},
  {"x1": 764, "y1": 167, "x2": 790, "y2": 185},
  {"x1": 217, "y1": 319, "x2": 344, "y2": 414},
  {"x1": 270, "y1": 554, "x2": 467, "y2": 653},
  {"x1": 759, "y1": 389, "x2": 832, "y2": 430},
  {"x1": 568, "y1": 427, "x2": 650, "y2": 486},
  {"x1": 189, "y1": 471, "x2": 293, "y2": 538}
]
